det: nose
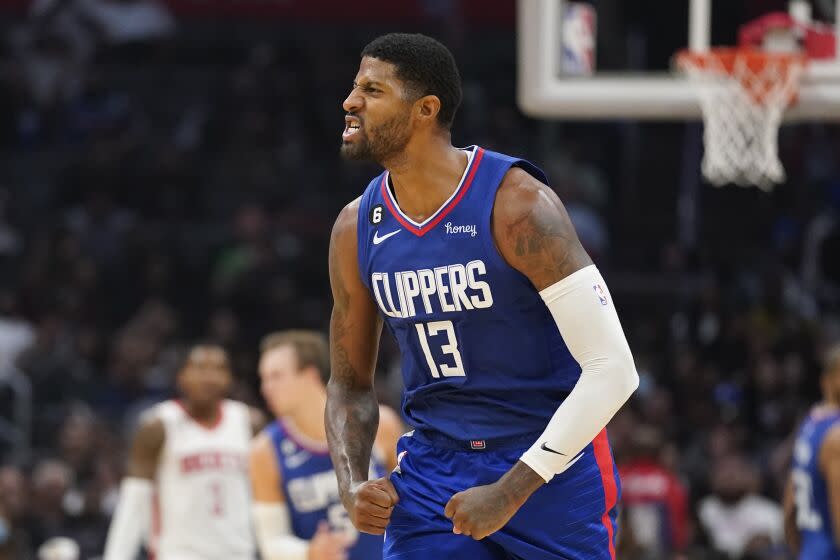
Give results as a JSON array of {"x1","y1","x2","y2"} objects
[{"x1": 343, "y1": 89, "x2": 363, "y2": 114}]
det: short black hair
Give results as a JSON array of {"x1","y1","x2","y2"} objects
[
  {"x1": 361, "y1": 33, "x2": 462, "y2": 129},
  {"x1": 176, "y1": 342, "x2": 230, "y2": 374}
]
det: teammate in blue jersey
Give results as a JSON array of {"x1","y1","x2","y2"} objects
[
  {"x1": 250, "y1": 330, "x2": 401, "y2": 560},
  {"x1": 326, "y1": 33, "x2": 639, "y2": 560},
  {"x1": 785, "y1": 345, "x2": 840, "y2": 559}
]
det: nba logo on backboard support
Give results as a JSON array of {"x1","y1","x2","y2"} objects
[{"x1": 561, "y1": 3, "x2": 596, "y2": 75}]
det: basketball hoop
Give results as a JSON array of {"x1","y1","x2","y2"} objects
[{"x1": 676, "y1": 48, "x2": 807, "y2": 190}]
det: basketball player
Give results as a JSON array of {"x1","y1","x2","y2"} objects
[
  {"x1": 326, "y1": 33, "x2": 639, "y2": 560},
  {"x1": 250, "y1": 330, "x2": 401, "y2": 560},
  {"x1": 103, "y1": 344, "x2": 263, "y2": 560},
  {"x1": 785, "y1": 344, "x2": 840, "y2": 558}
]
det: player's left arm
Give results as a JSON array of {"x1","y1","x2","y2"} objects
[
  {"x1": 444, "y1": 167, "x2": 639, "y2": 540},
  {"x1": 374, "y1": 405, "x2": 404, "y2": 472},
  {"x1": 821, "y1": 424, "x2": 840, "y2": 549}
]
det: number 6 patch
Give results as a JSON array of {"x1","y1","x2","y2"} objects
[{"x1": 370, "y1": 204, "x2": 384, "y2": 225}]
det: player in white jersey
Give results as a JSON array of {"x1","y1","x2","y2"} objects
[
  {"x1": 103, "y1": 344, "x2": 265, "y2": 560},
  {"x1": 249, "y1": 330, "x2": 401, "y2": 560}
]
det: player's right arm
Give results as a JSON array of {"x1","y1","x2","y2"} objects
[
  {"x1": 103, "y1": 412, "x2": 165, "y2": 560},
  {"x1": 821, "y1": 424, "x2": 840, "y2": 550},
  {"x1": 250, "y1": 433, "x2": 348, "y2": 560},
  {"x1": 325, "y1": 199, "x2": 398, "y2": 535}
]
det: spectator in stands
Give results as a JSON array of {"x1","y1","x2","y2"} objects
[
  {"x1": 698, "y1": 453, "x2": 784, "y2": 558},
  {"x1": 619, "y1": 424, "x2": 690, "y2": 558},
  {"x1": 0, "y1": 466, "x2": 31, "y2": 559}
]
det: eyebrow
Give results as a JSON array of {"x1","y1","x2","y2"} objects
[{"x1": 354, "y1": 80, "x2": 385, "y2": 88}]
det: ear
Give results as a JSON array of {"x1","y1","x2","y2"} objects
[{"x1": 414, "y1": 94, "x2": 441, "y2": 126}]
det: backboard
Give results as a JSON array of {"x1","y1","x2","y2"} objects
[{"x1": 518, "y1": 0, "x2": 840, "y2": 120}]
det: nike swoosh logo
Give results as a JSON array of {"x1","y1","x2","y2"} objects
[
  {"x1": 540, "y1": 442, "x2": 567, "y2": 455},
  {"x1": 373, "y1": 229, "x2": 401, "y2": 245},
  {"x1": 563, "y1": 451, "x2": 585, "y2": 470}
]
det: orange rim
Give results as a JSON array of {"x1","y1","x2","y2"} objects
[{"x1": 676, "y1": 47, "x2": 807, "y2": 105}]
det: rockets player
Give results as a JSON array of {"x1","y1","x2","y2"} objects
[
  {"x1": 103, "y1": 344, "x2": 263, "y2": 560},
  {"x1": 786, "y1": 344, "x2": 840, "y2": 559},
  {"x1": 326, "y1": 33, "x2": 639, "y2": 559},
  {"x1": 250, "y1": 330, "x2": 401, "y2": 560}
]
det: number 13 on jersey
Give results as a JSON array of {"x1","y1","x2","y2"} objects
[{"x1": 415, "y1": 320, "x2": 465, "y2": 378}]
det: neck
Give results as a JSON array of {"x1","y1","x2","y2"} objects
[
  {"x1": 181, "y1": 399, "x2": 220, "y2": 425},
  {"x1": 821, "y1": 400, "x2": 840, "y2": 411},
  {"x1": 384, "y1": 134, "x2": 468, "y2": 223},
  {"x1": 288, "y1": 390, "x2": 328, "y2": 442}
]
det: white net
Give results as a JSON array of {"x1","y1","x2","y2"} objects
[{"x1": 677, "y1": 49, "x2": 807, "y2": 190}]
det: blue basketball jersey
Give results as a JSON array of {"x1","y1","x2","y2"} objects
[
  {"x1": 266, "y1": 420, "x2": 385, "y2": 560},
  {"x1": 356, "y1": 146, "x2": 581, "y2": 440},
  {"x1": 791, "y1": 410, "x2": 840, "y2": 559}
]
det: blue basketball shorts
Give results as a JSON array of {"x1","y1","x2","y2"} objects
[{"x1": 384, "y1": 429, "x2": 620, "y2": 560}]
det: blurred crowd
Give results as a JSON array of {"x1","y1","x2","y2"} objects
[{"x1": 1, "y1": 0, "x2": 840, "y2": 559}]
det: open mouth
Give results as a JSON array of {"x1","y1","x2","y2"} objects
[{"x1": 343, "y1": 116, "x2": 362, "y2": 140}]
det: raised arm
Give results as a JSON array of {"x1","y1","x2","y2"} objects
[
  {"x1": 103, "y1": 414, "x2": 165, "y2": 560},
  {"x1": 325, "y1": 199, "x2": 397, "y2": 535},
  {"x1": 445, "y1": 167, "x2": 638, "y2": 540}
]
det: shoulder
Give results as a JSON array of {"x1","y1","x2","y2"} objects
[
  {"x1": 330, "y1": 196, "x2": 363, "y2": 249},
  {"x1": 333, "y1": 197, "x2": 362, "y2": 234},
  {"x1": 494, "y1": 166, "x2": 553, "y2": 208},
  {"x1": 128, "y1": 408, "x2": 166, "y2": 463},
  {"x1": 136, "y1": 407, "x2": 166, "y2": 442},
  {"x1": 492, "y1": 166, "x2": 572, "y2": 235},
  {"x1": 249, "y1": 430, "x2": 284, "y2": 494},
  {"x1": 822, "y1": 423, "x2": 840, "y2": 459},
  {"x1": 250, "y1": 431, "x2": 280, "y2": 474},
  {"x1": 491, "y1": 167, "x2": 591, "y2": 290},
  {"x1": 250, "y1": 430, "x2": 276, "y2": 459}
]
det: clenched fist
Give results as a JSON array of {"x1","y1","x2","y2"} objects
[
  {"x1": 345, "y1": 477, "x2": 400, "y2": 535},
  {"x1": 444, "y1": 482, "x2": 522, "y2": 540},
  {"x1": 444, "y1": 462, "x2": 545, "y2": 541}
]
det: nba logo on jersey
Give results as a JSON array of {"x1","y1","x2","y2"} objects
[
  {"x1": 470, "y1": 440, "x2": 486, "y2": 450},
  {"x1": 594, "y1": 284, "x2": 609, "y2": 306}
]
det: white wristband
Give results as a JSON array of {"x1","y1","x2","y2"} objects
[
  {"x1": 252, "y1": 503, "x2": 309, "y2": 560},
  {"x1": 520, "y1": 265, "x2": 638, "y2": 482}
]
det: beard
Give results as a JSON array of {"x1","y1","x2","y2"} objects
[{"x1": 340, "y1": 112, "x2": 412, "y2": 164}]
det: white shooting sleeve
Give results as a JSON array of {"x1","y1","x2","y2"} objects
[
  {"x1": 520, "y1": 265, "x2": 639, "y2": 482},
  {"x1": 252, "y1": 502, "x2": 309, "y2": 560},
  {"x1": 103, "y1": 477, "x2": 153, "y2": 560}
]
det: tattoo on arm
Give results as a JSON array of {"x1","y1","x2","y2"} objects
[
  {"x1": 325, "y1": 202, "x2": 383, "y2": 507},
  {"x1": 494, "y1": 169, "x2": 592, "y2": 291}
]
